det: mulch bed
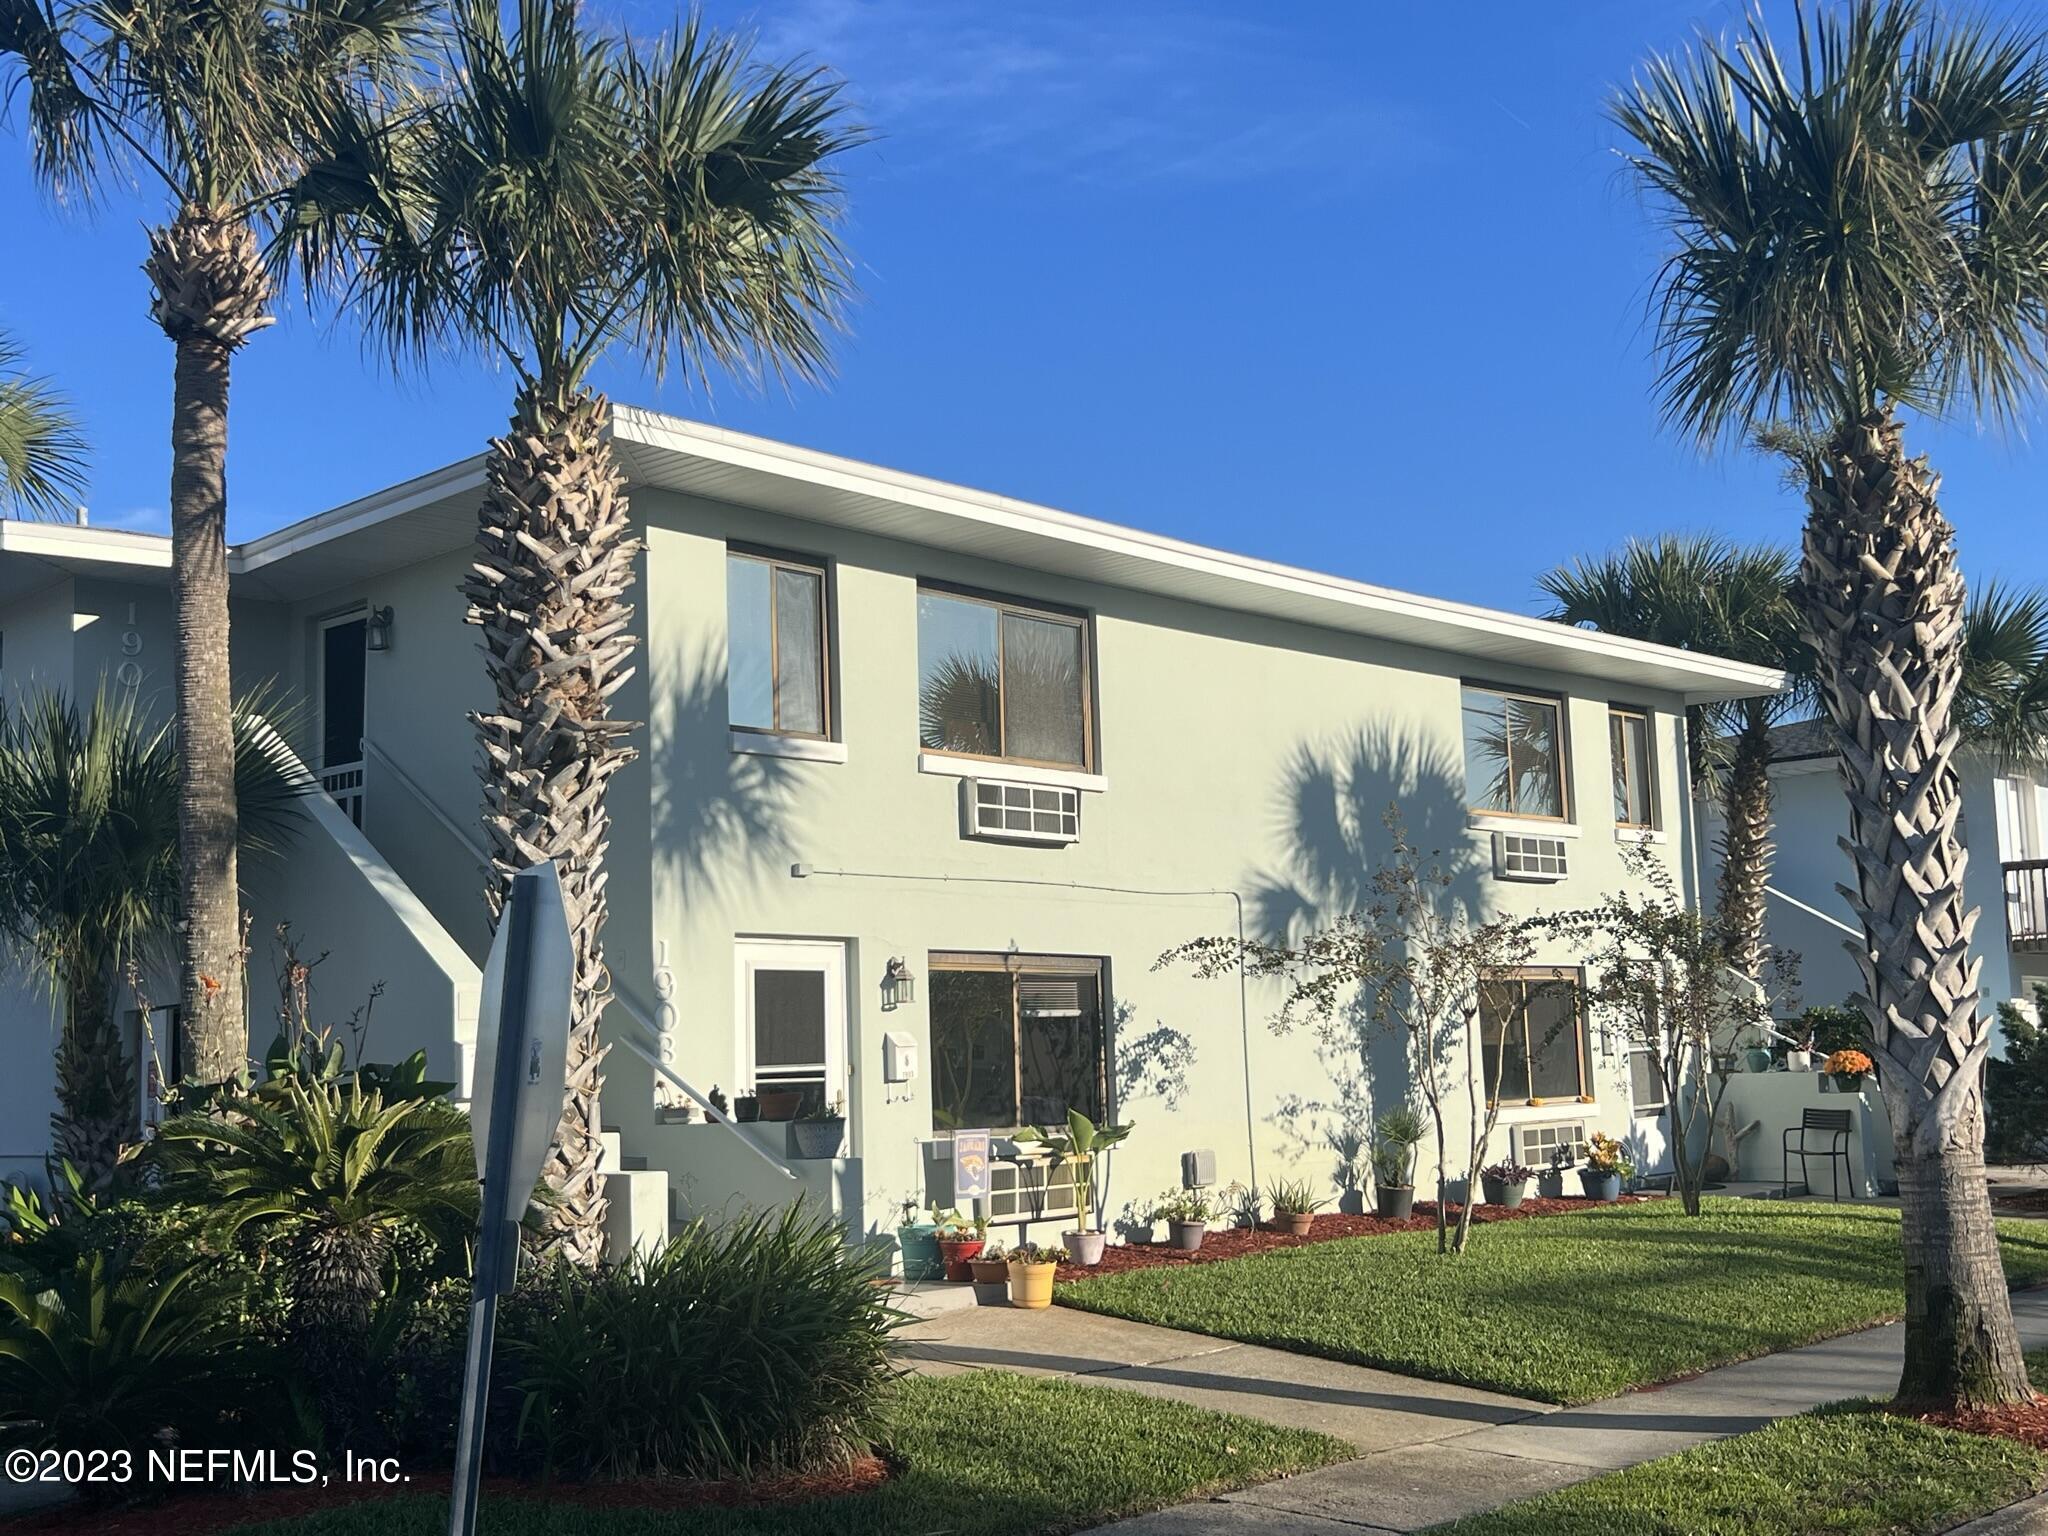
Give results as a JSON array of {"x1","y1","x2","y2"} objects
[
  {"x1": 1052, "y1": 1195, "x2": 1650, "y2": 1282},
  {"x1": 1993, "y1": 1189, "x2": 2048, "y2": 1215},
  {"x1": 1911, "y1": 1397, "x2": 2048, "y2": 1450},
  {"x1": 0, "y1": 1455, "x2": 894, "y2": 1536}
]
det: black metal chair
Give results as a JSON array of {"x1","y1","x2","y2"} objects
[{"x1": 1783, "y1": 1108, "x2": 1855, "y2": 1201}]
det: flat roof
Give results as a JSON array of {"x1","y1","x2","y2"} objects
[{"x1": 0, "y1": 407, "x2": 1783, "y2": 704}]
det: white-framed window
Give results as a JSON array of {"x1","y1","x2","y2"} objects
[
  {"x1": 733, "y1": 939, "x2": 847, "y2": 1118},
  {"x1": 916, "y1": 586, "x2": 1094, "y2": 771},
  {"x1": 1609, "y1": 706, "x2": 1656, "y2": 829},
  {"x1": 1462, "y1": 682, "x2": 1569, "y2": 820},
  {"x1": 727, "y1": 548, "x2": 831, "y2": 739}
]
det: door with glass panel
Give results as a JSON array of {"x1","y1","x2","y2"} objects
[{"x1": 734, "y1": 940, "x2": 848, "y2": 1119}]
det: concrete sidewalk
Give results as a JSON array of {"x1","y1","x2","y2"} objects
[{"x1": 899, "y1": 1287, "x2": 2048, "y2": 1533}]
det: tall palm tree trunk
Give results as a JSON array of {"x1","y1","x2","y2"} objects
[
  {"x1": 464, "y1": 383, "x2": 639, "y2": 1267},
  {"x1": 1800, "y1": 407, "x2": 2030, "y2": 1408},
  {"x1": 1715, "y1": 706, "x2": 1775, "y2": 981},
  {"x1": 144, "y1": 207, "x2": 273, "y2": 1083},
  {"x1": 51, "y1": 959, "x2": 129, "y2": 1187}
]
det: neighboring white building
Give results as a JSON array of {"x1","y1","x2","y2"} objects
[
  {"x1": 0, "y1": 411, "x2": 1782, "y2": 1248},
  {"x1": 1710, "y1": 718, "x2": 2048, "y2": 1025}
]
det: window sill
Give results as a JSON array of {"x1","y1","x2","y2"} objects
[
  {"x1": 731, "y1": 731, "x2": 847, "y2": 764},
  {"x1": 1614, "y1": 826, "x2": 1668, "y2": 845},
  {"x1": 917, "y1": 752, "x2": 1107, "y2": 794},
  {"x1": 1468, "y1": 813, "x2": 1581, "y2": 839},
  {"x1": 1490, "y1": 1099, "x2": 1597, "y2": 1117}
]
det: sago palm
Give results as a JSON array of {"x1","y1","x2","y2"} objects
[
  {"x1": 1543, "y1": 535, "x2": 1807, "y2": 982},
  {"x1": 287, "y1": 0, "x2": 859, "y2": 1262},
  {"x1": 0, "y1": 331, "x2": 87, "y2": 516},
  {"x1": 1, "y1": 0, "x2": 433, "y2": 1079},
  {"x1": 1614, "y1": 0, "x2": 2048, "y2": 1407},
  {"x1": 0, "y1": 688, "x2": 305, "y2": 1187}
]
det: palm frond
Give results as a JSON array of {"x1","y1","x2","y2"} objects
[
  {"x1": 1959, "y1": 578, "x2": 2048, "y2": 763},
  {"x1": 1613, "y1": 0, "x2": 2048, "y2": 443},
  {"x1": 0, "y1": 331, "x2": 87, "y2": 518}
]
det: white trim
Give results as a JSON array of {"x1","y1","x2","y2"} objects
[
  {"x1": 1614, "y1": 826, "x2": 1669, "y2": 846},
  {"x1": 1468, "y1": 813, "x2": 1582, "y2": 840},
  {"x1": 917, "y1": 751, "x2": 1108, "y2": 794},
  {"x1": 730, "y1": 730, "x2": 847, "y2": 764},
  {"x1": 734, "y1": 938, "x2": 850, "y2": 1126}
]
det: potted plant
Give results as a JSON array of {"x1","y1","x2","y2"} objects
[
  {"x1": 935, "y1": 1209, "x2": 989, "y2": 1281},
  {"x1": 1578, "y1": 1132, "x2": 1634, "y2": 1202},
  {"x1": 969, "y1": 1242, "x2": 1011, "y2": 1292},
  {"x1": 755, "y1": 1085, "x2": 803, "y2": 1121},
  {"x1": 1014, "y1": 1108, "x2": 1132, "y2": 1268},
  {"x1": 1150, "y1": 1187, "x2": 1217, "y2": 1251},
  {"x1": 1825, "y1": 1048, "x2": 1874, "y2": 1095},
  {"x1": 1223, "y1": 1181, "x2": 1262, "y2": 1230},
  {"x1": 708, "y1": 1085, "x2": 729, "y2": 1118},
  {"x1": 1007, "y1": 1241, "x2": 1064, "y2": 1309},
  {"x1": 1480, "y1": 1159, "x2": 1535, "y2": 1210},
  {"x1": 733, "y1": 1089, "x2": 760, "y2": 1123},
  {"x1": 1267, "y1": 1177, "x2": 1324, "y2": 1236},
  {"x1": 789, "y1": 1093, "x2": 847, "y2": 1159},
  {"x1": 896, "y1": 1198, "x2": 943, "y2": 1281},
  {"x1": 1371, "y1": 1106, "x2": 1425, "y2": 1220}
]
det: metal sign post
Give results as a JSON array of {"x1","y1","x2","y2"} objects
[{"x1": 447, "y1": 861, "x2": 573, "y2": 1536}]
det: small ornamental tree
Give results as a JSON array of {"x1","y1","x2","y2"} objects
[
  {"x1": 1546, "y1": 844, "x2": 1795, "y2": 1215},
  {"x1": 1161, "y1": 809, "x2": 1543, "y2": 1255}
]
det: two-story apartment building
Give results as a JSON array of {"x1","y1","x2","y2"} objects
[{"x1": 0, "y1": 410, "x2": 1780, "y2": 1251}]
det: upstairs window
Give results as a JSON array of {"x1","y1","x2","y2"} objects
[
  {"x1": 1462, "y1": 683, "x2": 1568, "y2": 820},
  {"x1": 727, "y1": 549, "x2": 829, "y2": 738},
  {"x1": 1609, "y1": 706, "x2": 1656, "y2": 829},
  {"x1": 917, "y1": 586, "x2": 1092, "y2": 769}
]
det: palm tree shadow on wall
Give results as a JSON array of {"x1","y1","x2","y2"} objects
[
  {"x1": 649, "y1": 642, "x2": 801, "y2": 904},
  {"x1": 1245, "y1": 723, "x2": 1487, "y2": 1197}
]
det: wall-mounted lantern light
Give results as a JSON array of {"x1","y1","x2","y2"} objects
[
  {"x1": 883, "y1": 956, "x2": 917, "y2": 1010},
  {"x1": 365, "y1": 605, "x2": 395, "y2": 652}
]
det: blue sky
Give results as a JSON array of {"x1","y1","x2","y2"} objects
[{"x1": 0, "y1": 0, "x2": 2041, "y2": 613}]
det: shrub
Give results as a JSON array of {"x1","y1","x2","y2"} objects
[
  {"x1": 0, "y1": 1248, "x2": 281, "y2": 1457},
  {"x1": 479, "y1": 1203, "x2": 900, "y2": 1481}
]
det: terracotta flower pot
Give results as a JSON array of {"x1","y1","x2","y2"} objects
[
  {"x1": 969, "y1": 1255, "x2": 1010, "y2": 1285},
  {"x1": 1063, "y1": 1231, "x2": 1107, "y2": 1267},
  {"x1": 1008, "y1": 1259, "x2": 1057, "y2": 1309},
  {"x1": 1278, "y1": 1211, "x2": 1314, "y2": 1236},
  {"x1": 755, "y1": 1088, "x2": 803, "y2": 1121},
  {"x1": 939, "y1": 1237, "x2": 985, "y2": 1282}
]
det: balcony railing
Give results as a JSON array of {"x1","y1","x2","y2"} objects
[
  {"x1": 2007, "y1": 860, "x2": 2048, "y2": 952},
  {"x1": 319, "y1": 760, "x2": 365, "y2": 828}
]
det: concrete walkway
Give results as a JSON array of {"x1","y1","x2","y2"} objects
[{"x1": 898, "y1": 1287, "x2": 2048, "y2": 1533}]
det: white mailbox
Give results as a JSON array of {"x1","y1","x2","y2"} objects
[{"x1": 883, "y1": 1031, "x2": 918, "y2": 1083}]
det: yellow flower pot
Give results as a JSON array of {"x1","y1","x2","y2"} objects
[{"x1": 1008, "y1": 1259, "x2": 1057, "y2": 1309}]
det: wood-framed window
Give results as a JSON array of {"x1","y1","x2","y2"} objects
[
  {"x1": 1479, "y1": 967, "x2": 1590, "y2": 1106},
  {"x1": 916, "y1": 585, "x2": 1094, "y2": 770},
  {"x1": 1609, "y1": 705, "x2": 1657, "y2": 829},
  {"x1": 1462, "y1": 682, "x2": 1569, "y2": 820},
  {"x1": 928, "y1": 952, "x2": 1106, "y2": 1133},
  {"x1": 727, "y1": 547, "x2": 831, "y2": 739}
]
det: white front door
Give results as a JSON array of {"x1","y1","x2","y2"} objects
[{"x1": 734, "y1": 939, "x2": 849, "y2": 1121}]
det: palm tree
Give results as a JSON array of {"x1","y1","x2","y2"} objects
[
  {"x1": 1, "y1": 0, "x2": 433, "y2": 1082},
  {"x1": 0, "y1": 331, "x2": 87, "y2": 516},
  {"x1": 1959, "y1": 581, "x2": 2048, "y2": 765},
  {"x1": 1543, "y1": 535, "x2": 1808, "y2": 982},
  {"x1": 288, "y1": 0, "x2": 859, "y2": 1263},
  {"x1": 1613, "y1": 0, "x2": 2048, "y2": 1407},
  {"x1": 0, "y1": 688, "x2": 305, "y2": 1187}
]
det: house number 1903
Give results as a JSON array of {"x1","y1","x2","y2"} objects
[{"x1": 115, "y1": 601, "x2": 144, "y2": 692}]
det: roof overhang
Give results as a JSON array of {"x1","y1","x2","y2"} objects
[{"x1": 2, "y1": 407, "x2": 1784, "y2": 706}]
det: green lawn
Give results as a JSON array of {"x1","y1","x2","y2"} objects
[
  {"x1": 223, "y1": 1371, "x2": 1352, "y2": 1535},
  {"x1": 1057, "y1": 1197, "x2": 2048, "y2": 1404},
  {"x1": 1426, "y1": 1407, "x2": 2044, "y2": 1535}
]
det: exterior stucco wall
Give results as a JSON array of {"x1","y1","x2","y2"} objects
[
  {"x1": 0, "y1": 575, "x2": 75, "y2": 708},
  {"x1": 629, "y1": 489, "x2": 1694, "y2": 1243}
]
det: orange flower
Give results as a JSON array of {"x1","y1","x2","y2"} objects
[{"x1": 1824, "y1": 1048, "x2": 1873, "y2": 1076}]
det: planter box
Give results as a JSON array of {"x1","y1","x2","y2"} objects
[
  {"x1": 787, "y1": 1118, "x2": 845, "y2": 1159},
  {"x1": 755, "y1": 1089, "x2": 803, "y2": 1122}
]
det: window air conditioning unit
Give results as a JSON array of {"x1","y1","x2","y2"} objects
[
  {"x1": 965, "y1": 779, "x2": 1080, "y2": 845},
  {"x1": 1494, "y1": 831, "x2": 1569, "y2": 882}
]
